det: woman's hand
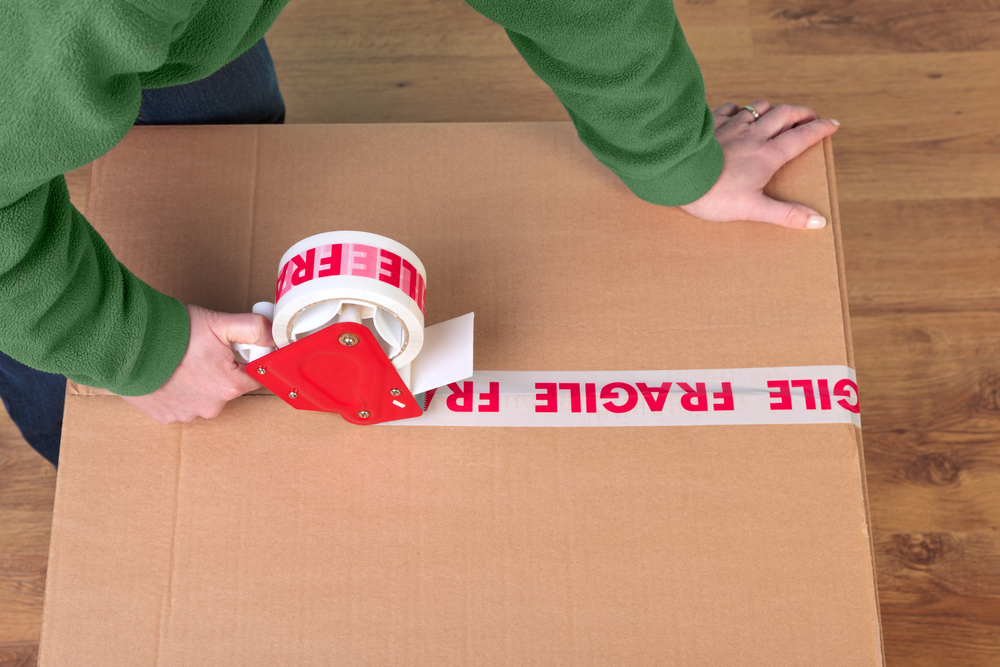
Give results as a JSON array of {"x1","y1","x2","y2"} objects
[
  {"x1": 122, "y1": 304, "x2": 275, "y2": 424},
  {"x1": 680, "y1": 100, "x2": 840, "y2": 229}
]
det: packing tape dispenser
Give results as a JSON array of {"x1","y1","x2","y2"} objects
[{"x1": 232, "y1": 231, "x2": 474, "y2": 425}]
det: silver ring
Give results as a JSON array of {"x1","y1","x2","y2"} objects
[{"x1": 742, "y1": 105, "x2": 760, "y2": 120}]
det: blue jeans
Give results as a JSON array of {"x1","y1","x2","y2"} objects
[{"x1": 0, "y1": 39, "x2": 285, "y2": 467}]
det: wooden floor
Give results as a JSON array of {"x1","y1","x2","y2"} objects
[{"x1": 3, "y1": 0, "x2": 1000, "y2": 664}]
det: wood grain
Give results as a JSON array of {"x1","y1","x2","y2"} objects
[
  {"x1": 875, "y1": 531, "x2": 1000, "y2": 666},
  {"x1": 0, "y1": 556, "x2": 47, "y2": 639},
  {"x1": 5, "y1": 0, "x2": 1000, "y2": 665},
  {"x1": 673, "y1": 0, "x2": 755, "y2": 61},
  {"x1": 0, "y1": 642, "x2": 38, "y2": 667},
  {"x1": 750, "y1": 0, "x2": 1000, "y2": 55},
  {"x1": 697, "y1": 53, "x2": 1000, "y2": 202},
  {"x1": 841, "y1": 199, "x2": 1000, "y2": 314},
  {"x1": 851, "y1": 308, "x2": 1000, "y2": 533},
  {"x1": 0, "y1": 426, "x2": 55, "y2": 666},
  {"x1": 838, "y1": 191, "x2": 1000, "y2": 665}
]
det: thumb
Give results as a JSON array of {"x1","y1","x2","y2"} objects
[
  {"x1": 214, "y1": 312, "x2": 276, "y2": 348},
  {"x1": 748, "y1": 195, "x2": 827, "y2": 230},
  {"x1": 213, "y1": 313, "x2": 272, "y2": 396}
]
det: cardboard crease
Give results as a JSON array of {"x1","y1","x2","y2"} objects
[{"x1": 243, "y1": 126, "x2": 262, "y2": 314}]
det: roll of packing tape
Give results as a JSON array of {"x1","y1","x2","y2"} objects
[{"x1": 271, "y1": 231, "x2": 427, "y2": 371}]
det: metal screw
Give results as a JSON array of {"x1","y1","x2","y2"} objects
[
  {"x1": 256, "y1": 366, "x2": 267, "y2": 375},
  {"x1": 339, "y1": 333, "x2": 359, "y2": 347},
  {"x1": 389, "y1": 388, "x2": 402, "y2": 396},
  {"x1": 288, "y1": 390, "x2": 298, "y2": 399},
  {"x1": 357, "y1": 410, "x2": 371, "y2": 419}
]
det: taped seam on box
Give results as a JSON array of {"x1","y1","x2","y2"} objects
[{"x1": 399, "y1": 365, "x2": 861, "y2": 428}]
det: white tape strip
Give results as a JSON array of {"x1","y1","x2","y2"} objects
[{"x1": 401, "y1": 366, "x2": 860, "y2": 428}]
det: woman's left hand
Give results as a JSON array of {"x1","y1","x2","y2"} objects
[{"x1": 680, "y1": 100, "x2": 840, "y2": 229}]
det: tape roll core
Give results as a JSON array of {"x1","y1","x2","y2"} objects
[{"x1": 284, "y1": 297, "x2": 410, "y2": 361}]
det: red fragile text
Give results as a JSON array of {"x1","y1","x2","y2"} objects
[
  {"x1": 766, "y1": 379, "x2": 859, "y2": 413},
  {"x1": 534, "y1": 381, "x2": 735, "y2": 414},
  {"x1": 427, "y1": 377, "x2": 861, "y2": 416},
  {"x1": 430, "y1": 381, "x2": 735, "y2": 414},
  {"x1": 430, "y1": 382, "x2": 500, "y2": 412},
  {"x1": 276, "y1": 243, "x2": 425, "y2": 312}
]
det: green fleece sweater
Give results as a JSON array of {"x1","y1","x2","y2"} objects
[{"x1": 0, "y1": 0, "x2": 721, "y2": 396}]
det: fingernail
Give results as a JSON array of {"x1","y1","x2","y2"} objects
[
  {"x1": 830, "y1": 119, "x2": 840, "y2": 126},
  {"x1": 806, "y1": 215, "x2": 827, "y2": 229}
]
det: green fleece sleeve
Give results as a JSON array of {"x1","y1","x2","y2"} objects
[
  {"x1": 0, "y1": 1, "x2": 193, "y2": 395},
  {"x1": 1, "y1": 0, "x2": 286, "y2": 395},
  {"x1": 465, "y1": 0, "x2": 723, "y2": 206},
  {"x1": 1, "y1": 178, "x2": 192, "y2": 395}
]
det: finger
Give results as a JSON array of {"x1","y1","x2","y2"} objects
[
  {"x1": 770, "y1": 117, "x2": 840, "y2": 163},
  {"x1": 712, "y1": 102, "x2": 742, "y2": 130},
  {"x1": 215, "y1": 312, "x2": 276, "y2": 348},
  {"x1": 217, "y1": 355, "x2": 263, "y2": 398},
  {"x1": 750, "y1": 100, "x2": 775, "y2": 117},
  {"x1": 229, "y1": 368, "x2": 263, "y2": 398},
  {"x1": 714, "y1": 102, "x2": 741, "y2": 117},
  {"x1": 746, "y1": 194, "x2": 828, "y2": 230},
  {"x1": 754, "y1": 104, "x2": 818, "y2": 138},
  {"x1": 737, "y1": 99, "x2": 774, "y2": 122}
]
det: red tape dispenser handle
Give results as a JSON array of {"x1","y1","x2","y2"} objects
[{"x1": 246, "y1": 321, "x2": 422, "y2": 425}]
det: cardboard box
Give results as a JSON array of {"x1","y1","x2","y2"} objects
[{"x1": 39, "y1": 123, "x2": 882, "y2": 665}]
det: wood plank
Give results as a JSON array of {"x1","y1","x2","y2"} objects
[
  {"x1": 874, "y1": 530, "x2": 1000, "y2": 666},
  {"x1": 0, "y1": 642, "x2": 38, "y2": 667},
  {"x1": 1, "y1": 411, "x2": 55, "y2": 665},
  {"x1": 268, "y1": 0, "x2": 515, "y2": 59},
  {"x1": 673, "y1": 0, "x2": 754, "y2": 61},
  {"x1": 840, "y1": 198, "x2": 1000, "y2": 314},
  {"x1": 0, "y1": 426, "x2": 56, "y2": 555},
  {"x1": 0, "y1": 509, "x2": 53, "y2": 558},
  {"x1": 696, "y1": 53, "x2": 1000, "y2": 202},
  {"x1": 852, "y1": 312, "x2": 1000, "y2": 534},
  {"x1": 750, "y1": 0, "x2": 1000, "y2": 55},
  {"x1": 841, "y1": 199, "x2": 1000, "y2": 534},
  {"x1": 852, "y1": 311, "x2": 1000, "y2": 431},
  {"x1": 0, "y1": 555, "x2": 47, "y2": 641}
]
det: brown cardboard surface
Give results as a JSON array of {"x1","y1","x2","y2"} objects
[{"x1": 42, "y1": 124, "x2": 882, "y2": 665}]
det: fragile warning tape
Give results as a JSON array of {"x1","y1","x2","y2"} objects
[{"x1": 401, "y1": 366, "x2": 861, "y2": 428}]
